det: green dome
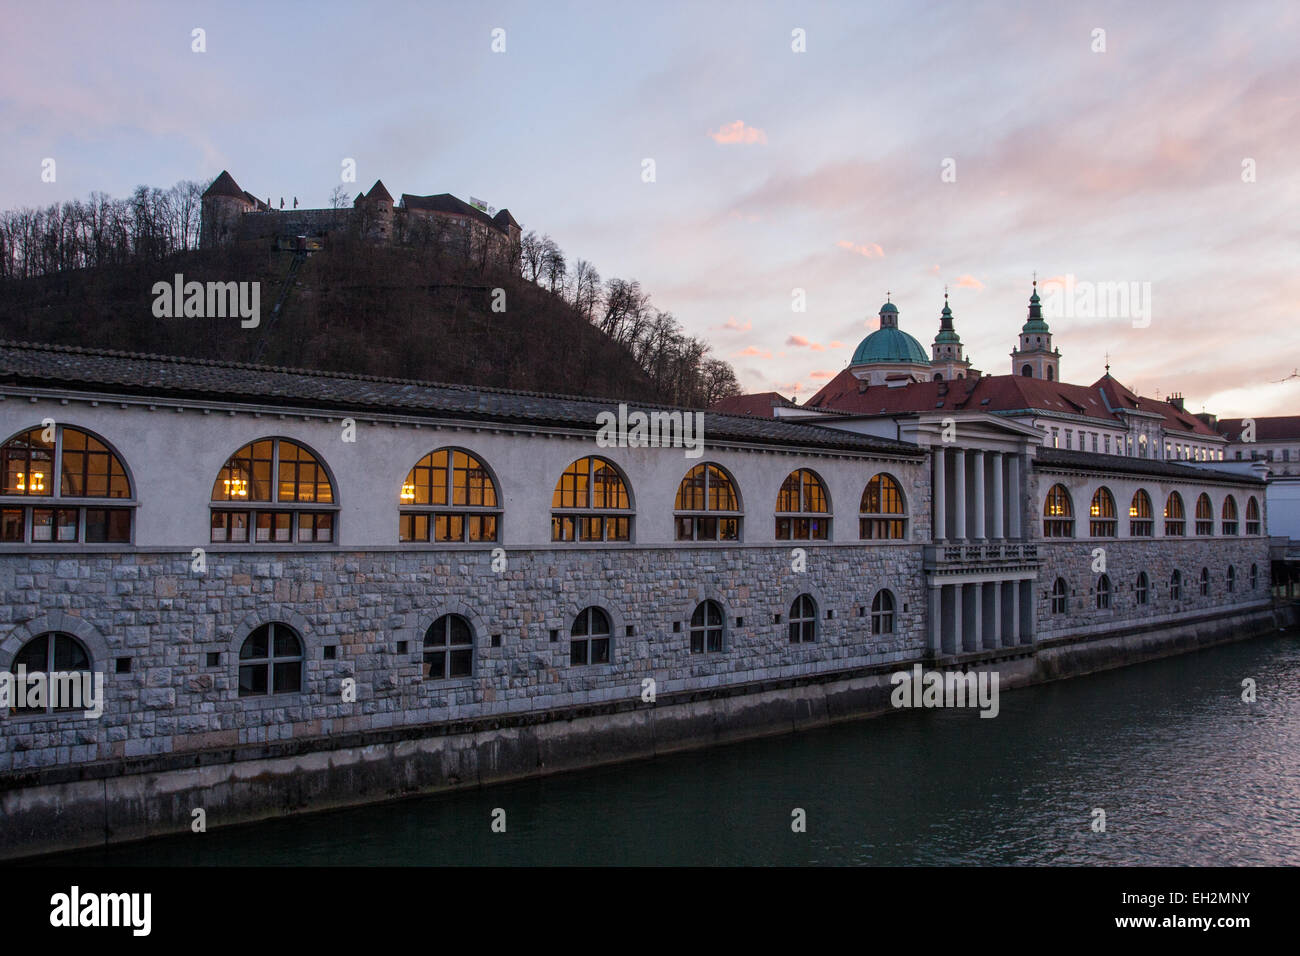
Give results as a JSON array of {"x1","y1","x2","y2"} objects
[
  {"x1": 851, "y1": 327, "x2": 930, "y2": 365},
  {"x1": 879, "y1": 302, "x2": 898, "y2": 314}
]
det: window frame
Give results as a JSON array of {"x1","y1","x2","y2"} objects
[
  {"x1": 1043, "y1": 484, "x2": 1074, "y2": 538},
  {"x1": 859, "y1": 473, "x2": 908, "y2": 540},
  {"x1": 210, "y1": 437, "x2": 338, "y2": 546},
  {"x1": 6, "y1": 631, "x2": 93, "y2": 715},
  {"x1": 550, "y1": 456, "x2": 634, "y2": 543},
  {"x1": 1194, "y1": 493, "x2": 1214, "y2": 535},
  {"x1": 870, "y1": 589, "x2": 896, "y2": 635},
  {"x1": 673, "y1": 463, "x2": 742, "y2": 542},
  {"x1": 423, "y1": 613, "x2": 475, "y2": 680},
  {"x1": 774, "y1": 468, "x2": 831, "y2": 541},
  {"x1": 788, "y1": 594, "x2": 817, "y2": 643},
  {"x1": 1135, "y1": 571, "x2": 1149, "y2": 605},
  {"x1": 1089, "y1": 486, "x2": 1117, "y2": 537},
  {"x1": 1164, "y1": 491, "x2": 1185, "y2": 537},
  {"x1": 1050, "y1": 577, "x2": 1069, "y2": 614},
  {"x1": 688, "y1": 600, "x2": 726, "y2": 654},
  {"x1": 398, "y1": 447, "x2": 502, "y2": 544},
  {"x1": 237, "y1": 622, "x2": 304, "y2": 698},
  {"x1": 570, "y1": 606, "x2": 613, "y2": 666}
]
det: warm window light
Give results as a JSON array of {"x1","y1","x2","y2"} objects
[
  {"x1": 16, "y1": 471, "x2": 45, "y2": 492},
  {"x1": 223, "y1": 477, "x2": 248, "y2": 497},
  {"x1": 400, "y1": 482, "x2": 416, "y2": 502}
]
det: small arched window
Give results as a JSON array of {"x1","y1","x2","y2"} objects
[
  {"x1": 211, "y1": 438, "x2": 335, "y2": 544},
  {"x1": 1135, "y1": 571, "x2": 1149, "y2": 605},
  {"x1": 788, "y1": 594, "x2": 817, "y2": 643},
  {"x1": 1043, "y1": 484, "x2": 1074, "y2": 537},
  {"x1": 424, "y1": 614, "x2": 473, "y2": 679},
  {"x1": 1222, "y1": 495, "x2": 1238, "y2": 535},
  {"x1": 871, "y1": 590, "x2": 895, "y2": 634},
  {"x1": 1250, "y1": 563, "x2": 1259, "y2": 590},
  {"x1": 1051, "y1": 578, "x2": 1068, "y2": 614},
  {"x1": 1246, "y1": 496, "x2": 1260, "y2": 535},
  {"x1": 399, "y1": 448, "x2": 500, "y2": 543},
  {"x1": 860, "y1": 473, "x2": 907, "y2": 539},
  {"x1": 1046, "y1": 367, "x2": 1054, "y2": 381},
  {"x1": 571, "y1": 607, "x2": 612, "y2": 665},
  {"x1": 689, "y1": 600, "x2": 725, "y2": 654},
  {"x1": 1096, "y1": 574, "x2": 1111, "y2": 610},
  {"x1": 8, "y1": 632, "x2": 92, "y2": 713},
  {"x1": 1128, "y1": 489, "x2": 1153, "y2": 537},
  {"x1": 1, "y1": 425, "x2": 133, "y2": 544},
  {"x1": 1227, "y1": 565, "x2": 1236, "y2": 594},
  {"x1": 1089, "y1": 487, "x2": 1117, "y2": 537},
  {"x1": 238, "y1": 623, "x2": 303, "y2": 697},
  {"x1": 1021, "y1": 365, "x2": 1033, "y2": 377},
  {"x1": 1164, "y1": 492, "x2": 1185, "y2": 536},
  {"x1": 674, "y1": 463, "x2": 741, "y2": 541},
  {"x1": 1195, "y1": 493, "x2": 1214, "y2": 535},
  {"x1": 552, "y1": 456, "x2": 632, "y2": 542},
  {"x1": 1170, "y1": 569, "x2": 1182, "y2": 600},
  {"x1": 775, "y1": 469, "x2": 830, "y2": 540},
  {"x1": 1200, "y1": 567, "x2": 1210, "y2": 597}
]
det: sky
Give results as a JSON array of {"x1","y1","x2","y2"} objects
[{"x1": 2, "y1": 0, "x2": 1298, "y2": 417}]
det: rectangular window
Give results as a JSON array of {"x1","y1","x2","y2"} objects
[
  {"x1": 1, "y1": 508, "x2": 24, "y2": 541},
  {"x1": 297, "y1": 512, "x2": 334, "y2": 542},
  {"x1": 210, "y1": 510, "x2": 250, "y2": 543},
  {"x1": 32, "y1": 508, "x2": 78, "y2": 542},
  {"x1": 1104, "y1": 435, "x2": 1111, "y2": 454},
  {"x1": 400, "y1": 512, "x2": 430, "y2": 542},
  {"x1": 85, "y1": 508, "x2": 131, "y2": 543},
  {"x1": 256, "y1": 511, "x2": 293, "y2": 543}
]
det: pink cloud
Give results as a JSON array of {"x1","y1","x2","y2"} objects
[
  {"x1": 720, "y1": 316, "x2": 752, "y2": 332},
  {"x1": 954, "y1": 274, "x2": 984, "y2": 290},
  {"x1": 709, "y1": 120, "x2": 767, "y2": 145},
  {"x1": 786, "y1": 334, "x2": 829, "y2": 351},
  {"x1": 836, "y1": 240, "x2": 885, "y2": 258},
  {"x1": 735, "y1": 346, "x2": 774, "y2": 359},
  {"x1": 829, "y1": 341, "x2": 846, "y2": 348},
  {"x1": 809, "y1": 370, "x2": 837, "y2": 379},
  {"x1": 773, "y1": 382, "x2": 805, "y2": 394}
]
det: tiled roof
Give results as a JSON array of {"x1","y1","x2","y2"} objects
[
  {"x1": 364, "y1": 179, "x2": 393, "y2": 203},
  {"x1": 710, "y1": 391, "x2": 799, "y2": 417},
  {"x1": 1035, "y1": 447, "x2": 1263, "y2": 484},
  {"x1": 804, "y1": 370, "x2": 1220, "y2": 437},
  {"x1": 1217, "y1": 416, "x2": 1300, "y2": 442},
  {"x1": 202, "y1": 170, "x2": 245, "y2": 200},
  {"x1": 0, "y1": 342, "x2": 923, "y2": 459},
  {"x1": 400, "y1": 193, "x2": 508, "y2": 233}
]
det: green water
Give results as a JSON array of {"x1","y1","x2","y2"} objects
[{"x1": 46, "y1": 629, "x2": 1300, "y2": 865}]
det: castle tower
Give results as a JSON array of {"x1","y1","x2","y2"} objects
[
  {"x1": 930, "y1": 291, "x2": 971, "y2": 381},
  {"x1": 1009, "y1": 279, "x2": 1060, "y2": 380},
  {"x1": 355, "y1": 179, "x2": 394, "y2": 239},
  {"x1": 200, "y1": 171, "x2": 256, "y2": 248}
]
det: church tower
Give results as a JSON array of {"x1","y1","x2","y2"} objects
[
  {"x1": 930, "y1": 291, "x2": 971, "y2": 381},
  {"x1": 1009, "y1": 279, "x2": 1060, "y2": 380}
]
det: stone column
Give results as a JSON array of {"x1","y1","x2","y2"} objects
[
  {"x1": 1010, "y1": 580, "x2": 1021, "y2": 645},
  {"x1": 990, "y1": 581, "x2": 1002, "y2": 649},
  {"x1": 929, "y1": 584, "x2": 942, "y2": 653},
  {"x1": 1008, "y1": 454, "x2": 1022, "y2": 539},
  {"x1": 953, "y1": 449, "x2": 966, "y2": 541},
  {"x1": 973, "y1": 450, "x2": 986, "y2": 540},
  {"x1": 971, "y1": 582, "x2": 982, "y2": 651},
  {"x1": 991, "y1": 452, "x2": 1004, "y2": 540},
  {"x1": 932, "y1": 447, "x2": 946, "y2": 541},
  {"x1": 952, "y1": 583, "x2": 963, "y2": 655}
]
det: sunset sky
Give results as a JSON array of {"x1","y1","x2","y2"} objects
[{"x1": 2, "y1": 0, "x2": 1297, "y2": 416}]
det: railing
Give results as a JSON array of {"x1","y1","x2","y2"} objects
[{"x1": 927, "y1": 541, "x2": 1039, "y2": 567}]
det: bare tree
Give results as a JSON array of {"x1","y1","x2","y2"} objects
[{"x1": 329, "y1": 185, "x2": 351, "y2": 209}]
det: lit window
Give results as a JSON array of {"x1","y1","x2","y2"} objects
[
  {"x1": 1164, "y1": 492, "x2": 1185, "y2": 536},
  {"x1": 775, "y1": 469, "x2": 830, "y2": 540},
  {"x1": 1195, "y1": 493, "x2": 1213, "y2": 535},
  {"x1": 238, "y1": 623, "x2": 303, "y2": 697},
  {"x1": 1246, "y1": 497, "x2": 1260, "y2": 535},
  {"x1": 551, "y1": 457, "x2": 632, "y2": 542},
  {"x1": 1043, "y1": 484, "x2": 1074, "y2": 537},
  {"x1": 1089, "y1": 487, "x2": 1116, "y2": 537},
  {"x1": 1221, "y1": 495, "x2": 1238, "y2": 535},
  {"x1": 860, "y1": 473, "x2": 907, "y2": 539},
  {"x1": 674, "y1": 463, "x2": 741, "y2": 541},
  {"x1": 1129, "y1": 489, "x2": 1153, "y2": 537},
  {"x1": 0, "y1": 426, "x2": 133, "y2": 544},
  {"x1": 211, "y1": 439, "x2": 335, "y2": 544},
  {"x1": 399, "y1": 448, "x2": 500, "y2": 543}
]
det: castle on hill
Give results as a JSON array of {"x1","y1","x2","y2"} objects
[{"x1": 199, "y1": 170, "x2": 521, "y2": 267}]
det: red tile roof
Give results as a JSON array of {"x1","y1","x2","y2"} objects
[
  {"x1": 710, "y1": 391, "x2": 799, "y2": 417},
  {"x1": 1216, "y1": 416, "x2": 1300, "y2": 442}
]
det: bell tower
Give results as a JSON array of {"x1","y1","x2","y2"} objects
[{"x1": 1009, "y1": 278, "x2": 1060, "y2": 380}]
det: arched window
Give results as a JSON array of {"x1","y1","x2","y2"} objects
[
  {"x1": 1043, "y1": 484, "x2": 1074, "y2": 537},
  {"x1": 788, "y1": 594, "x2": 817, "y2": 643},
  {"x1": 211, "y1": 438, "x2": 335, "y2": 544},
  {"x1": 1195, "y1": 493, "x2": 1214, "y2": 535},
  {"x1": 1, "y1": 425, "x2": 132, "y2": 544},
  {"x1": 1199, "y1": 567, "x2": 1210, "y2": 597},
  {"x1": 238, "y1": 623, "x2": 303, "y2": 697},
  {"x1": 674, "y1": 463, "x2": 741, "y2": 541},
  {"x1": 1128, "y1": 489, "x2": 1153, "y2": 537},
  {"x1": 1089, "y1": 487, "x2": 1117, "y2": 537},
  {"x1": 1222, "y1": 495, "x2": 1238, "y2": 535},
  {"x1": 1164, "y1": 492, "x2": 1185, "y2": 536},
  {"x1": 1096, "y1": 574, "x2": 1111, "y2": 609},
  {"x1": 689, "y1": 600, "x2": 724, "y2": 654},
  {"x1": 1170, "y1": 569, "x2": 1182, "y2": 600},
  {"x1": 775, "y1": 468, "x2": 830, "y2": 540},
  {"x1": 1021, "y1": 365, "x2": 1033, "y2": 377},
  {"x1": 399, "y1": 448, "x2": 500, "y2": 542},
  {"x1": 1135, "y1": 571, "x2": 1149, "y2": 605},
  {"x1": 1246, "y1": 496, "x2": 1260, "y2": 535},
  {"x1": 8, "y1": 632, "x2": 92, "y2": 713},
  {"x1": 1046, "y1": 367, "x2": 1054, "y2": 381},
  {"x1": 933, "y1": 372, "x2": 944, "y2": 381},
  {"x1": 1250, "y1": 563, "x2": 1258, "y2": 590},
  {"x1": 1051, "y1": 578, "x2": 1068, "y2": 614},
  {"x1": 1227, "y1": 565, "x2": 1236, "y2": 593},
  {"x1": 423, "y1": 614, "x2": 473, "y2": 679},
  {"x1": 571, "y1": 606, "x2": 612, "y2": 665},
  {"x1": 552, "y1": 456, "x2": 632, "y2": 542},
  {"x1": 860, "y1": 473, "x2": 907, "y2": 539},
  {"x1": 871, "y1": 590, "x2": 895, "y2": 634}
]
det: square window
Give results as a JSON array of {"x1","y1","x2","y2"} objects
[
  {"x1": 625, "y1": 625, "x2": 634, "y2": 637},
  {"x1": 115, "y1": 657, "x2": 131, "y2": 673},
  {"x1": 735, "y1": 617, "x2": 744, "y2": 628},
  {"x1": 206, "y1": 652, "x2": 220, "y2": 667},
  {"x1": 1, "y1": 508, "x2": 24, "y2": 542},
  {"x1": 549, "y1": 628, "x2": 559, "y2": 642},
  {"x1": 323, "y1": 645, "x2": 336, "y2": 660},
  {"x1": 672, "y1": 621, "x2": 681, "y2": 633},
  {"x1": 491, "y1": 634, "x2": 502, "y2": 648},
  {"x1": 396, "y1": 641, "x2": 408, "y2": 653}
]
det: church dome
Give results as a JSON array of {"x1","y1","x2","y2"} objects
[
  {"x1": 851, "y1": 327, "x2": 929, "y2": 365},
  {"x1": 879, "y1": 301, "x2": 899, "y2": 315}
]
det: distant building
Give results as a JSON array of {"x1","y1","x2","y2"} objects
[{"x1": 200, "y1": 170, "x2": 521, "y2": 268}]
